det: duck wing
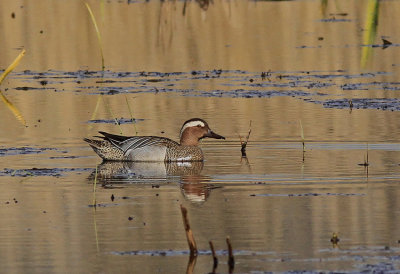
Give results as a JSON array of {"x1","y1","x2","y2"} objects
[{"x1": 99, "y1": 131, "x2": 178, "y2": 155}]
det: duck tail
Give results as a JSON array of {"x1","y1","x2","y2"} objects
[
  {"x1": 83, "y1": 138, "x2": 102, "y2": 149},
  {"x1": 84, "y1": 137, "x2": 125, "y2": 161}
]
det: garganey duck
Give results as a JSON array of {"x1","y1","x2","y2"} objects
[{"x1": 84, "y1": 118, "x2": 225, "y2": 161}]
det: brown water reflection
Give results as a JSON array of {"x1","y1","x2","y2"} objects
[{"x1": 1, "y1": 0, "x2": 400, "y2": 273}]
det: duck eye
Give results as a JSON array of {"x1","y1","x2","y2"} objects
[{"x1": 196, "y1": 125, "x2": 202, "y2": 128}]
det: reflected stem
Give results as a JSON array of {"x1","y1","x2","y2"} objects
[
  {"x1": 92, "y1": 207, "x2": 100, "y2": 253},
  {"x1": 180, "y1": 204, "x2": 198, "y2": 256},
  {"x1": 186, "y1": 253, "x2": 197, "y2": 274},
  {"x1": 226, "y1": 236, "x2": 235, "y2": 273},
  {"x1": 209, "y1": 240, "x2": 218, "y2": 273},
  {"x1": 93, "y1": 165, "x2": 98, "y2": 207}
]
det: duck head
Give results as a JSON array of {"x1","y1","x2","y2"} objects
[{"x1": 179, "y1": 118, "x2": 225, "y2": 146}]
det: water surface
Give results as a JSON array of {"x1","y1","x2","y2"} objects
[{"x1": 1, "y1": 0, "x2": 400, "y2": 273}]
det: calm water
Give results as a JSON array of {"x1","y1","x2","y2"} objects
[{"x1": 1, "y1": 0, "x2": 400, "y2": 273}]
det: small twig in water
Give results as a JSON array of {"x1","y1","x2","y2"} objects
[
  {"x1": 348, "y1": 99, "x2": 353, "y2": 109},
  {"x1": 358, "y1": 143, "x2": 370, "y2": 167},
  {"x1": 239, "y1": 120, "x2": 252, "y2": 157}
]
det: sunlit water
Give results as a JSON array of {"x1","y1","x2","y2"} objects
[{"x1": 1, "y1": 0, "x2": 400, "y2": 273}]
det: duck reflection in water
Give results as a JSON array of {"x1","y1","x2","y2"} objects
[{"x1": 92, "y1": 161, "x2": 217, "y2": 203}]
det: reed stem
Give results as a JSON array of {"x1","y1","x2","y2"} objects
[
  {"x1": 85, "y1": 3, "x2": 105, "y2": 70},
  {"x1": 125, "y1": 95, "x2": 138, "y2": 135},
  {"x1": 101, "y1": 95, "x2": 123, "y2": 134}
]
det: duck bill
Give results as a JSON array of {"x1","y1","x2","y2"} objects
[{"x1": 205, "y1": 130, "x2": 225, "y2": 140}]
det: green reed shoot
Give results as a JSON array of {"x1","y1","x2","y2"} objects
[
  {"x1": 125, "y1": 95, "x2": 138, "y2": 135},
  {"x1": 361, "y1": 0, "x2": 379, "y2": 68},
  {"x1": 0, "y1": 49, "x2": 27, "y2": 126},
  {"x1": 85, "y1": 3, "x2": 105, "y2": 70}
]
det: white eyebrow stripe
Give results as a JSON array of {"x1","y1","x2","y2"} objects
[{"x1": 180, "y1": 121, "x2": 205, "y2": 137}]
